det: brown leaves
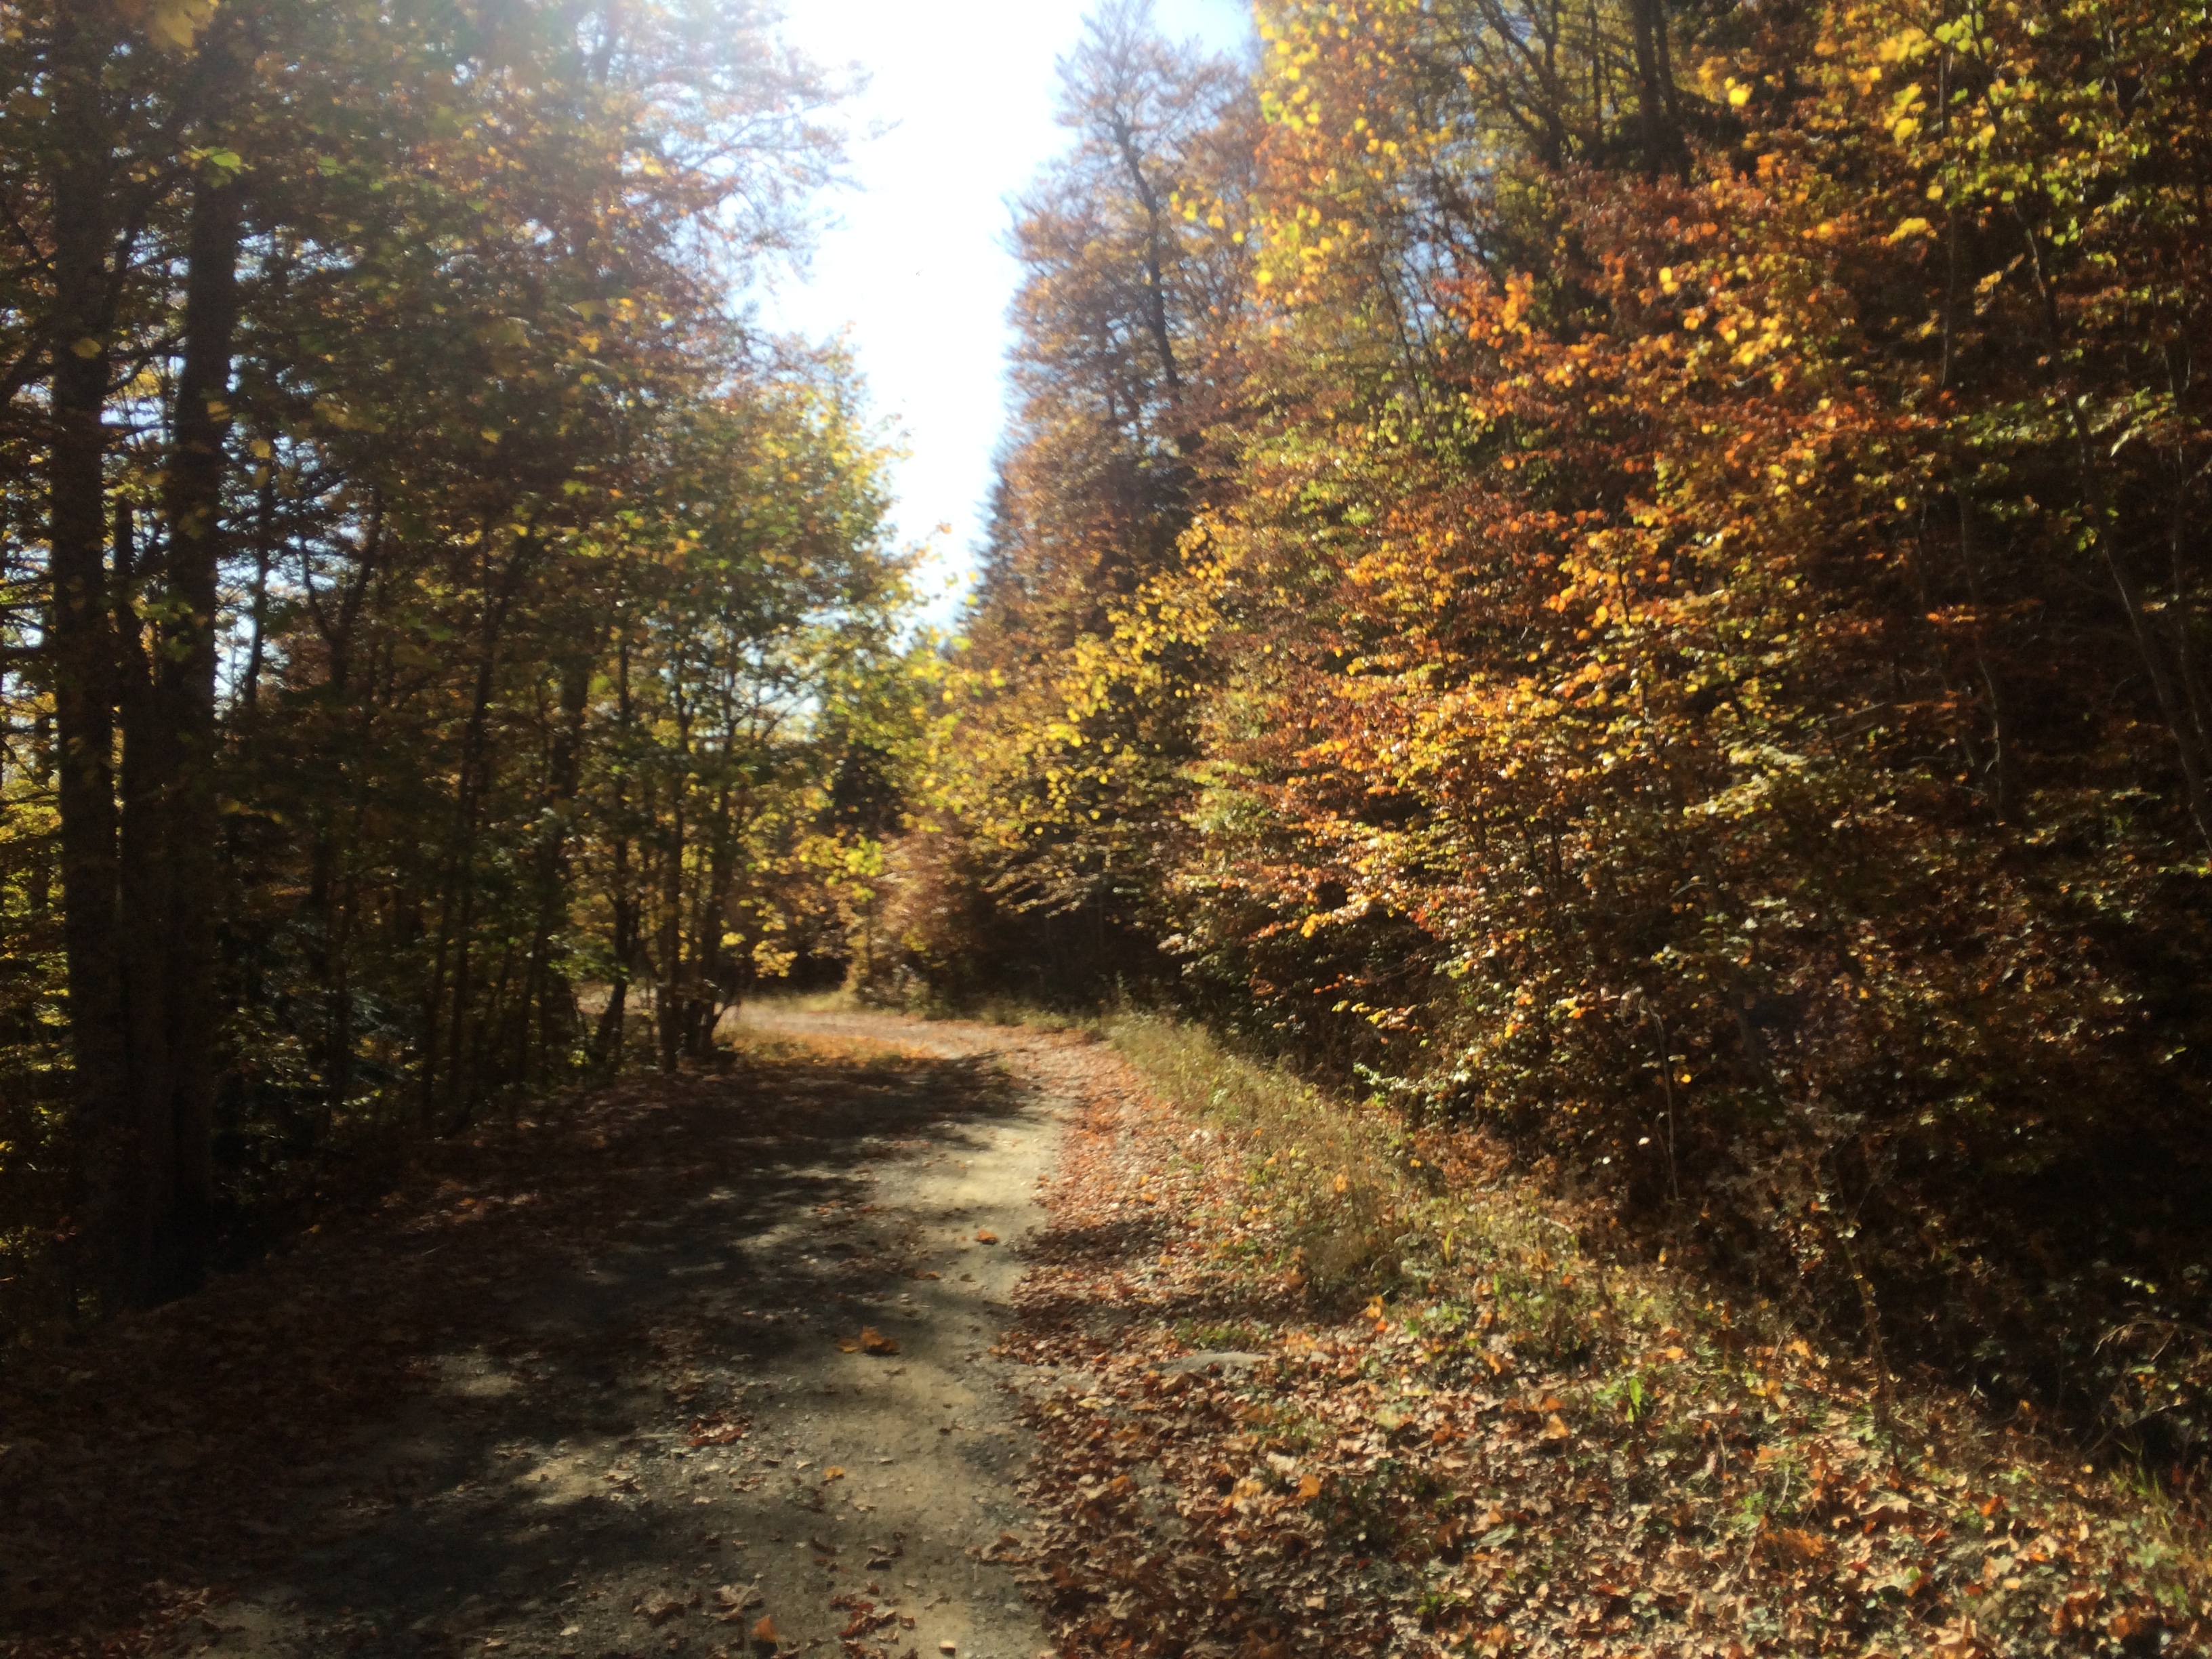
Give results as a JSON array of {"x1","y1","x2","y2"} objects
[
  {"x1": 833, "y1": 1597, "x2": 901, "y2": 1641},
  {"x1": 836, "y1": 1327, "x2": 900, "y2": 1355},
  {"x1": 712, "y1": 1585, "x2": 764, "y2": 1622},
  {"x1": 1760, "y1": 1525, "x2": 1832, "y2": 1571},
  {"x1": 994, "y1": 1018, "x2": 2209, "y2": 1659}
]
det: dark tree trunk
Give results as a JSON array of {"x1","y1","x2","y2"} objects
[
  {"x1": 527, "y1": 654, "x2": 591, "y2": 1084},
  {"x1": 123, "y1": 88, "x2": 245, "y2": 1301},
  {"x1": 656, "y1": 780, "x2": 686, "y2": 1074},
  {"x1": 45, "y1": 3, "x2": 129, "y2": 1305},
  {"x1": 591, "y1": 634, "x2": 636, "y2": 1071},
  {"x1": 1628, "y1": 0, "x2": 1678, "y2": 176}
]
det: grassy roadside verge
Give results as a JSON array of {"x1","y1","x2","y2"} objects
[{"x1": 998, "y1": 1006, "x2": 2209, "y2": 1659}]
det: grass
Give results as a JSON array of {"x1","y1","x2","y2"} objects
[{"x1": 991, "y1": 1002, "x2": 2212, "y2": 1646}]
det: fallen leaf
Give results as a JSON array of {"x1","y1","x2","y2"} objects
[
  {"x1": 750, "y1": 1614, "x2": 779, "y2": 1645},
  {"x1": 1765, "y1": 1525, "x2": 1831, "y2": 1567},
  {"x1": 975, "y1": 1230, "x2": 998, "y2": 1244},
  {"x1": 824, "y1": 1465, "x2": 846, "y2": 1479},
  {"x1": 713, "y1": 1586, "x2": 764, "y2": 1620},
  {"x1": 1296, "y1": 1473, "x2": 1323, "y2": 1500},
  {"x1": 860, "y1": 1327, "x2": 900, "y2": 1355},
  {"x1": 1542, "y1": 1412, "x2": 1570, "y2": 1440}
]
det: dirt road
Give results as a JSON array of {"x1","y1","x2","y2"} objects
[{"x1": 0, "y1": 1010, "x2": 1090, "y2": 1659}]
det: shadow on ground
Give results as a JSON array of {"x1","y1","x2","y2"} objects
[{"x1": 0, "y1": 1039, "x2": 1030, "y2": 1658}]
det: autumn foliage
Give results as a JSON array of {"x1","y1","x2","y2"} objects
[
  {"x1": 920, "y1": 0, "x2": 2212, "y2": 1459},
  {"x1": 0, "y1": 2, "x2": 916, "y2": 1318}
]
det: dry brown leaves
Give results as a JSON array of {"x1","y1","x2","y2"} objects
[{"x1": 999, "y1": 1051, "x2": 2209, "y2": 1659}]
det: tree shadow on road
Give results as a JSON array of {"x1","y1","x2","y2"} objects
[{"x1": 0, "y1": 1038, "x2": 1031, "y2": 1658}]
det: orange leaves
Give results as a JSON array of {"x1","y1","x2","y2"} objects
[
  {"x1": 951, "y1": 14, "x2": 2212, "y2": 1633},
  {"x1": 836, "y1": 1327, "x2": 901, "y2": 1357}
]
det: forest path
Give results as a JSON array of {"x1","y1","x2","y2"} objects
[{"x1": 1, "y1": 1010, "x2": 1096, "y2": 1659}]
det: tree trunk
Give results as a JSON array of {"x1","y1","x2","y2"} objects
[
  {"x1": 121, "y1": 91, "x2": 245, "y2": 1301},
  {"x1": 1627, "y1": 0, "x2": 1673, "y2": 177},
  {"x1": 46, "y1": 2, "x2": 129, "y2": 1305},
  {"x1": 591, "y1": 633, "x2": 636, "y2": 1072},
  {"x1": 527, "y1": 653, "x2": 591, "y2": 1085},
  {"x1": 657, "y1": 779, "x2": 687, "y2": 1074}
]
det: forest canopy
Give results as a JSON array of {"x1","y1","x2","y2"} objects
[
  {"x1": 0, "y1": 0, "x2": 921, "y2": 1315},
  {"x1": 882, "y1": 0, "x2": 2212, "y2": 1459},
  {"x1": 5, "y1": 0, "x2": 2212, "y2": 1481}
]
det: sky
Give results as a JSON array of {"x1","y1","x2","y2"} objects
[{"x1": 756, "y1": 0, "x2": 1256, "y2": 609}]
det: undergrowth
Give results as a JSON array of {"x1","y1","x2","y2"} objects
[{"x1": 1071, "y1": 1007, "x2": 2212, "y2": 1647}]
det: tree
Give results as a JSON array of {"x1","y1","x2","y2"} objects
[
  {"x1": 927, "y1": 1, "x2": 1254, "y2": 1000},
  {"x1": 0, "y1": 0, "x2": 897, "y2": 1315},
  {"x1": 920, "y1": 0, "x2": 2212, "y2": 1448}
]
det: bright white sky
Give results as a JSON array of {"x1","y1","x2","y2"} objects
[{"x1": 757, "y1": 0, "x2": 1255, "y2": 610}]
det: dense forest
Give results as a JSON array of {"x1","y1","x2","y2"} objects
[
  {"x1": 0, "y1": 0, "x2": 918, "y2": 1317},
  {"x1": 880, "y1": 0, "x2": 2212, "y2": 1466},
  {"x1": 4, "y1": 0, "x2": 2211, "y2": 1509}
]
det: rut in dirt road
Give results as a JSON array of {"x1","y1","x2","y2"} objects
[{"x1": 0, "y1": 1013, "x2": 1090, "y2": 1659}]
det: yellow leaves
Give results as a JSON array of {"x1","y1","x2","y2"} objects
[
  {"x1": 1887, "y1": 216, "x2": 1936, "y2": 243},
  {"x1": 1500, "y1": 272, "x2": 1536, "y2": 336},
  {"x1": 117, "y1": 0, "x2": 219, "y2": 52},
  {"x1": 1876, "y1": 26, "x2": 1932, "y2": 65},
  {"x1": 1887, "y1": 80, "x2": 1928, "y2": 142}
]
